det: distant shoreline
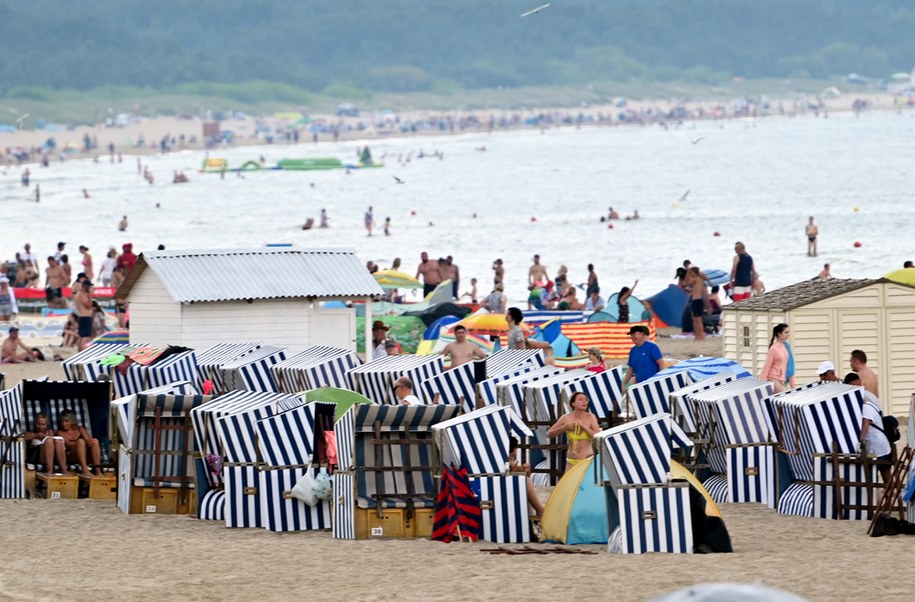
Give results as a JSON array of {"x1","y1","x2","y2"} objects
[{"x1": 2, "y1": 91, "x2": 909, "y2": 170}]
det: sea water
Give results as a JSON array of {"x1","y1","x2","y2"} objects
[{"x1": 1, "y1": 110, "x2": 913, "y2": 303}]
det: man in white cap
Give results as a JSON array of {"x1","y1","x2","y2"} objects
[{"x1": 817, "y1": 360, "x2": 839, "y2": 382}]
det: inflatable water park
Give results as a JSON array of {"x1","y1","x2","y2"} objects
[{"x1": 201, "y1": 148, "x2": 383, "y2": 173}]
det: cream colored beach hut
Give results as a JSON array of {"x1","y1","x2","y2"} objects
[
  {"x1": 722, "y1": 278, "x2": 915, "y2": 415},
  {"x1": 118, "y1": 248, "x2": 383, "y2": 352}
]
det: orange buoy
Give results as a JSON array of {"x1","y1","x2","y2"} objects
[
  {"x1": 410, "y1": 210, "x2": 417, "y2": 216},
  {"x1": 608, "y1": 223, "x2": 614, "y2": 229},
  {"x1": 530, "y1": 216, "x2": 537, "y2": 222},
  {"x1": 713, "y1": 231, "x2": 721, "y2": 237},
  {"x1": 854, "y1": 241, "x2": 862, "y2": 248}
]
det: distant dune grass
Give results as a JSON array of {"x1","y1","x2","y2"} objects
[{"x1": 0, "y1": 77, "x2": 856, "y2": 126}]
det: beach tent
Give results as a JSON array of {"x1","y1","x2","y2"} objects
[
  {"x1": 587, "y1": 311, "x2": 615, "y2": 323},
  {"x1": 270, "y1": 346, "x2": 361, "y2": 393},
  {"x1": 646, "y1": 285, "x2": 688, "y2": 328},
  {"x1": 602, "y1": 293, "x2": 647, "y2": 323},
  {"x1": 541, "y1": 457, "x2": 608, "y2": 544}
]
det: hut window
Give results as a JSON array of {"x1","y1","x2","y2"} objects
[{"x1": 741, "y1": 324, "x2": 751, "y2": 349}]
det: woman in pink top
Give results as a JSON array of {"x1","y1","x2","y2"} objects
[{"x1": 759, "y1": 323, "x2": 795, "y2": 393}]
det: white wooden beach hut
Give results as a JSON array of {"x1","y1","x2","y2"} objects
[
  {"x1": 722, "y1": 278, "x2": 915, "y2": 415},
  {"x1": 117, "y1": 247, "x2": 383, "y2": 352}
]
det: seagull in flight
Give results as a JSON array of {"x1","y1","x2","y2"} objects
[
  {"x1": 679, "y1": 189, "x2": 690, "y2": 202},
  {"x1": 686, "y1": 134, "x2": 704, "y2": 145},
  {"x1": 521, "y1": 3, "x2": 550, "y2": 17},
  {"x1": 15, "y1": 113, "x2": 29, "y2": 130},
  {"x1": 392, "y1": 175, "x2": 405, "y2": 184}
]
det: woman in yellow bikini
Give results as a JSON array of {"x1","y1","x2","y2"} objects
[{"x1": 547, "y1": 391, "x2": 601, "y2": 474}]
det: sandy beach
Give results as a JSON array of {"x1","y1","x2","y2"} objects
[{"x1": 2, "y1": 334, "x2": 912, "y2": 602}]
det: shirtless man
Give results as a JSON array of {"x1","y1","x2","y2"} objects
[
  {"x1": 805, "y1": 216, "x2": 819, "y2": 257},
  {"x1": 364, "y1": 206, "x2": 375, "y2": 236},
  {"x1": 24, "y1": 413, "x2": 69, "y2": 476},
  {"x1": 818, "y1": 263, "x2": 831, "y2": 279},
  {"x1": 528, "y1": 254, "x2": 549, "y2": 287},
  {"x1": 441, "y1": 325, "x2": 487, "y2": 368},
  {"x1": 850, "y1": 349, "x2": 879, "y2": 401},
  {"x1": 74, "y1": 280, "x2": 94, "y2": 351},
  {"x1": 685, "y1": 267, "x2": 706, "y2": 340},
  {"x1": 1, "y1": 326, "x2": 38, "y2": 363},
  {"x1": 492, "y1": 258, "x2": 504, "y2": 286},
  {"x1": 415, "y1": 252, "x2": 442, "y2": 296},
  {"x1": 45, "y1": 256, "x2": 68, "y2": 309}
]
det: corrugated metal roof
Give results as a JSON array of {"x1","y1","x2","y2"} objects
[
  {"x1": 722, "y1": 278, "x2": 879, "y2": 312},
  {"x1": 118, "y1": 247, "x2": 383, "y2": 303}
]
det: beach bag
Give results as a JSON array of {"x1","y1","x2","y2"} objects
[
  {"x1": 868, "y1": 405, "x2": 900, "y2": 444},
  {"x1": 291, "y1": 468, "x2": 333, "y2": 506},
  {"x1": 291, "y1": 471, "x2": 319, "y2": 506},
  {"x1": 880, "y1": 415, "x2": 901, "y2": 444}
]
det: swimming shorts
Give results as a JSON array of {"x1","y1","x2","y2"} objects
[
  {"x1": 0, "y1": 303, "x2": 11, "y2": 316},
  {"x1": 77, "y1": 316, "x2": 93, "y2": 338},
  {"x1": 45, "y1": 287, "x2": 62, "y2": 301},
  {"x1": 732, "y1": 286, "x2": 752, "y2": 301},
  {"x1": 808, "y1": 236, "x2": 816, "y2": 242},
  {"x1": 690, "y1": 299, "x2": 704, "y2": 317}
]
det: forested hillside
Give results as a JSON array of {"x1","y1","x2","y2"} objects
[{"x1": 1, "y1": 0, "x2": 911, "y2": 96}]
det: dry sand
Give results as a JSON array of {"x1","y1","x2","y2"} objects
[{"x1": 2, "y1": 336, "x2": 914, "y2": 601}]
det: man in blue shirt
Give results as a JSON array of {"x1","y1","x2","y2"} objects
[{"x1": 622, "y1": 325, "x2": 665, "y2": 387}]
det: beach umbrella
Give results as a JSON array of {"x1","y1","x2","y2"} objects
[
  {"x1": 455, "y1": 313, "x2": 531, "y2": 336},
  {"x1": 91, "y1": 330, "x2": 130, "y2": 345},
  {"x1": 651, "y1": 356, "x2": 750, "y2": 383},
  {"x1": 303, "y1": 387, "x2": 372, "y2": 422},
  {"x1": 373, "y1": 270, "x2": 423, "y2": 290},
  {"x1": 541, "y1": 457, "x2": 609, "y2": 544},
  {"x1": 884, "y1": 268, "x2": 915, "y2": 286},
  {"x1": 423, "y1": 315, "x2": 462, "y2": 340}
]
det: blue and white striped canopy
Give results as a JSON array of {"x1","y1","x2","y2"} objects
[{"x1": 652, "y1": 356, "x2": 750, "y2": 383}]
